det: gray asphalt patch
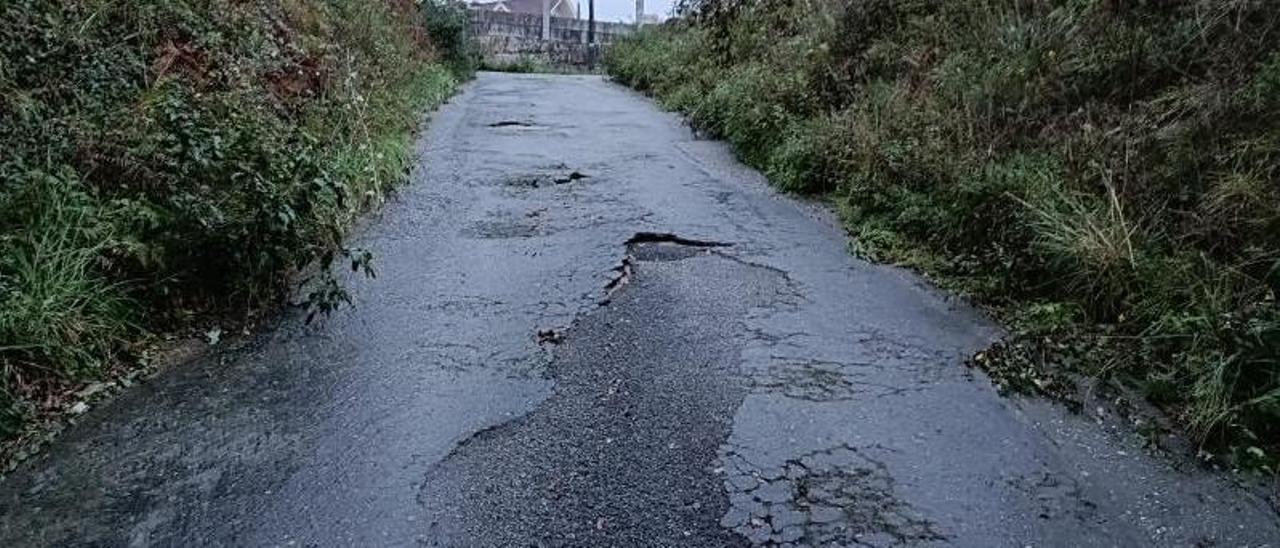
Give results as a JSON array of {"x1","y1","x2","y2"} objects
[{"x1": 419, "y1": 249, "x2": 786, "y2": 547}]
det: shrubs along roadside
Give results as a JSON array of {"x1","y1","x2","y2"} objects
[
  {"x1": 0, "y1": 0, "x2": 477, "y2": 444},
  {"x1": 606, "y1": 1, "x2": 1280, "y2": 469}
]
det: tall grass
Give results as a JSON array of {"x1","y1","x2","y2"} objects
[
  {"x1": 0, "y1": 172, "x2": 133, "y2": 432},
  {"x1": 608, "y1": 0, "x2": 1280, "y2": 464}
]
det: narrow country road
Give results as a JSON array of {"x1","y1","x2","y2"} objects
[{"x1": 2, "y1": 73, "x2": 1277, "y2": 547}]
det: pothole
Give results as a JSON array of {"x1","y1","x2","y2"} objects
[
  {"x1": 749, "y1": 359, "x2": 926, "y2": 402},
  {"x1": 501, "y1": 170, "x2": 591, "y2": 189},
  {"x1": 628, "y1": 233, "x2": 732, "y2": 263},
  {"x1": 603, "y1": 233, "x2": 736, "y2": 301},
  {"x1": 719, "y1": 445, "x2": 945, "y2": 546},
  {"x1": 417, "y1": 229, "x2": 789, "y2": 546},
  {"x1": 1008, "y1": 471, "x2": 1099, "y2": 523},
  {"x1": 502, "y1": 175, "x2": 545, "y2": 188},
  {"x1": 464, "y1": 212, "x2": 547, "y2": 239},
  {"x1": 488, "y1": 120, "x2": 543, "y2": 129},
  {"x1": 626, "y1": 232, "x2": 734, "y2": 248},
  {"x1": 553, "y1": 171, "x2": 589, "y2": 185}
]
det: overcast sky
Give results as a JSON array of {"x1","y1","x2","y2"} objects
[{"x1": 577, "y1": 0, "x2": 677, "y2": 22}]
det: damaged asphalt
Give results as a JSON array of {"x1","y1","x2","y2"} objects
[{"x1": 1, "y1": 73, "x2": 1277, "y2": 547}]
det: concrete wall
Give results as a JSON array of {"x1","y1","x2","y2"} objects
[{"x1": 470, "y1": 9, "x2": 634, "y2": 67}]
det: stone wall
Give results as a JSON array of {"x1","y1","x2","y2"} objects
[{"x1": 470, "y1": 9, "x2": 634, "y2": 67}]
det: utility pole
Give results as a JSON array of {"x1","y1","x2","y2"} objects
[
  {"x1": 636, "y1": 0, "x2": 645, "y2": 27},
  {"x1": 587, "y1": 0, "x2": 596, "y2": 68},
  {"x1": 542, "y1": 0, "x2": 551, "y2": 41},
  {"x1": 587, "y1": 0, "x2": 595, "y2": 45}
]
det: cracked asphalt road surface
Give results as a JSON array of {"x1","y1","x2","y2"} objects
[{"x1": 3, "y1": 73, "x2": 1278, "y2": 547}]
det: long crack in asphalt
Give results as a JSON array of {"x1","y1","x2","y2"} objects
[{"x1": 1, "y1": 73, "x2": 1277, "y2": 547}]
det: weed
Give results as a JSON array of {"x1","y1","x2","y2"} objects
[
  {"x1": 482, "y1": 56, "x2": 552, "y2": 74},
  {"x1": 610, "y1": 0, "x2": 1280, "y2": 466},
  {"x1": 0, "y1": 0, "x2": 471, "y2": 441}
]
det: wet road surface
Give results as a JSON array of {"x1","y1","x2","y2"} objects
[{"x1": 2, "y1": 73, "x2": 1278, "y2": 547}]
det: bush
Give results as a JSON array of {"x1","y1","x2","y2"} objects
[
  {"x1": 609, "y1": 0, "x2": 1280, "y2": 463},
  {"x1": 422, "y1": 0, "x2": 480, "y2": 77},
  {"x1": 0, "y1": 0, "x2": 469, "y2": 439}
]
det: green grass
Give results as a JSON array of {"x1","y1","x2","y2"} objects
[
  {"x1": 608, "y1": 1, "x2": 1280, "y2": 468},
  {"x1": 0, "y1": 0, "x2": 475, "y2": 441},
  {"x1": 479, "y1": 55, "x2": 601, "y2": 75},
  {"x1": 481, "y1": 56, "x2": 555, "y2": 74},
  {"x1": 0, "y1": 171, "x2": 133, "y2": 432}
]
